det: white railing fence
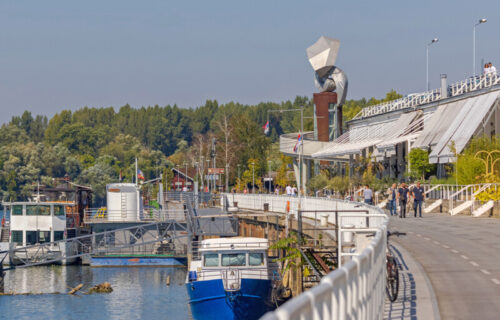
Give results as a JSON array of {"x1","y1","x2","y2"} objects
[
  {"x1": 354, "y1": 72, "x2": 500, "y2": 119},
  {"x1": 224, "y1": 193, "x2": 388, "y2": 320}
]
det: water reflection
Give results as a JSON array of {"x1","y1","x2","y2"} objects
[{"x1": 0, "y1": 266, "x2": 192, "y2": 320}]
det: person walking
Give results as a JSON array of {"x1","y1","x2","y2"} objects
[
  {"x1": 397, "y1": 183, "x2": 409, "y2": 218},
  {"x1": 285, "y1": 184, "x2": 292, "y2": 196},
  {"x1": 363, "y1": 185, "x2": 373, "y2": 205},
  {"x1": 412, "y1": 181, "x2": 425, "y2": 218},
  {"x1": 386, "y1": 183, "x2": 397, "y2": 216}
]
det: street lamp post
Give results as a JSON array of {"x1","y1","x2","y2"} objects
[
  {"x1": 426, "y1": 38, "x2": 439, "y2": 90},
  {"x1": 206, "y1": 159, "x2": 211, "y2": 193},
  {"x1": 252, "y1": 161, "x2": 255, "y2": 194},
  {"x1": 268, "y1": 160, "x2": 272, "y2": 194},
  {"x1": 473, "y1": 18, "x2": 487, "y2": 76}
]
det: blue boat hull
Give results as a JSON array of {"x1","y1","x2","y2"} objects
[
  {"x1": 186, "y1": 278, "x2": 274, "y2": 320},
  {"x1": 91, "y1": 256, "x2": 187, "y2": 267}
]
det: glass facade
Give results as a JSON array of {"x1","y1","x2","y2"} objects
[
  {"x1": 249, "y1": 253, "x2": 264, "y2": 266},
  {"x1": 54, "y1": 205, "x2": 65, "y2": 216},
  {"x1": 54, "y1": 231, "x2": 64, "y2": 241},
  {"x1": 12, "y1": 205, "x2": 23, "y2": 215},
  {"x1": 11, "y1": 230, "x2": 23, "y2": 244}
]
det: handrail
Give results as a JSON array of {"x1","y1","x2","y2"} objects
[
  {"x1": 353, "y1": 72, "x2": 499, "y2": 120},
  {"x1": 226, "y1": 193, "x2": 388, "y2": 320}
]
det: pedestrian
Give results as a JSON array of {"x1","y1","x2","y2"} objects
[
  {"x1": 363, "y1": 185, "x2": 373, "y2": 205},
  {"x1": 412, "y1": 181, "x2": 425, "y2": 218},
  {"x1": 489, "y1": 62, "x2": 497, "y2": 75},
  {"x1": 483, "y1": 63, "x2": 490, "y2": 75},
  {"x1": 397, "y1": 183, "x2": 409, "y2": 218},
  {"x1": 275, "y1": 186, "x2": 280, "y2": 195},
  {"x1": 285, "y1": 184, "x2": 292, "y2": 196},
  {"x1": 386, "y1": 183, "x2": 397, "y2": 216},
  {"x1": 291, "y1": 185, "x2": 297, "y2": 196}
]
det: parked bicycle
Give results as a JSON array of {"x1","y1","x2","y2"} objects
[{"x1": 386, "y1": 231, "x2": 406, "y2": 302}]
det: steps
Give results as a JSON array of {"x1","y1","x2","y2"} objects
[
  {"x1": 450, "y1": 200, "x2": 473, "y2": 216},
  {"x1": 472, "y1": 200, "x2": 494, "y2": 217},
  {"x1": 0, "y1": 228, "x2": 9, "y2": 242},
  {"x1": 424, "y1": 199, "x2": 442, "y2": 213}
]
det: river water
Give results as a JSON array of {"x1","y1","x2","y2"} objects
[{"x1": 0, "y1": 266, "x2": 192, "y2": 320}]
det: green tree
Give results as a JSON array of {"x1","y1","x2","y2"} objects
[{"x1": 409, "y1": 148, "x2": 435, "y2": 181}]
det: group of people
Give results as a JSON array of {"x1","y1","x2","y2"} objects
[
  {"x1": 386, "y1": 182, "x2": 425, "y2": 218},
  {"x1": 484, "y1": 62, "x2": 497, "y2": 75}
]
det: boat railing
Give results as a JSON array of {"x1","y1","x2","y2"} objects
[{"x1": 192, "y1": 268, "x2": 277, "y2": 282}]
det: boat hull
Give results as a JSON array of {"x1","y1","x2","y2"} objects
[{"x1": 187, "y1": 278, "x2": 274, "y2": 320}]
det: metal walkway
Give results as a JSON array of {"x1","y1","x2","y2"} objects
[{"x1": 0, "y1": 220, "x2": 189, "y2": 271}]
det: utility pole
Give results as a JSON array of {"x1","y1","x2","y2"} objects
[
  {"x1": 211, "y1": 138, "x2": 217, "y2": 192},
  {"x1": 206, "y1": 159, "x2": 211, "y2": 193}
]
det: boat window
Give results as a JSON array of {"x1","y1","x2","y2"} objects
[
  {"x1": 54, "y1": 205, "x2": 65, "y2": 216},
  {"x1": 54, "y1": 231, "x2": 64, "y2": 241},
  {"x1": 26, "y1": 205, "x2": 50, "y2": 216},
  {"x1": 11, "y1": 231, "x2": 23, "y2": 245},
  {"x1": 249, "y1": 253, "x2": 265, "y2": 266},
  {"x1": 26, "y1": 231, "x2": 37, "y2": 245},
  {"x1": 221, "y1": 253, "x2": 246, "y2": 267},
  {"x1": 203, "y1": 253, "x2": 219, "y2": 267},
  {"x1": 12, "y1": 205, "x2": 23, "y2": 215},
  {"x1": 38, "y1": 231, "x2": 50, "y2": 243}
]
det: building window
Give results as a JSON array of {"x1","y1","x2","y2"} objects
[
  {"x1": 26, "y1": 231, "x2": 37, "y2": 245},
  {"x1": 249, "y1": 253, "x2": 264, "y2": 266},
  {"x1": 12, "y1": 205, "x2": 23, "y2": 216},
  {"x1": 203, "y1": 253, "x2": 219, "y2": 267},
  {"x1": 26, "y1": 205, "x2": 50, "y2": 216},
  {"x1": 38, "y1": 231, "x2": 50, "y2": 243},
  {"x1": 221, "y1": 253, "x2": 246, "y2": 267},
  {"x1": 54, "y1": 231, "x2": 64, "y2": 241},
  {"x1": 11, "y1": 231, "x2": 23, "y2": 245},
  {"x1": 54, "y1": 205, "x2": 65, "y2": 216}
]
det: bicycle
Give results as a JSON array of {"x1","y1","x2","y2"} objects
[{"x1": 386, "y1": 231, "x2": 406, "y2": 302}]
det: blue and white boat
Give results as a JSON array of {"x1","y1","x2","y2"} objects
[{"x1": 186, "y1": 237, "x2": 277, "y2": 320}]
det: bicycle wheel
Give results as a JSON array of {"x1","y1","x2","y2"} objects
[{"x1": 386, "y1": 257, "x2": 399, "y2": 302}]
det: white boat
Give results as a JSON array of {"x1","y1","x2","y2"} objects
[
  {"x1": 186, "y1": 237, "x2": 279, "y2": 320},
  {"x1": 0, "y1": 202, "x2": 79, "y2": 266}
]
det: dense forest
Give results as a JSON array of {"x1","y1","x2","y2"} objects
[{"x1": 0, "y1": 91, "x2": 401, "y2": 204}]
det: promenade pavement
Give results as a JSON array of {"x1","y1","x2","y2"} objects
[{"x1": 388, "y1": 212, "x2": 500, "y2": 320}]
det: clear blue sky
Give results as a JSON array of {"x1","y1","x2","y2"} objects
[{"x1": 0, "y1": 0, "x2": 499, "y2": 124}]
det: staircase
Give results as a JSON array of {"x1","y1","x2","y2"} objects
[
  {"x1": 424, "y1": 199, "x2": 442, "y2": 213},
  {"x1": 472, "y1": 200, "x2": 494, "y2": 217},
  {"x1": 121, "y1": 193, "x2": 127, "y2": 219},
  {"x1": 0, "y1": 228, "x2": 9, "y2": 242}
]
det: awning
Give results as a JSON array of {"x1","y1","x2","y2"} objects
[
  {"x1": 313, "y1": 110, "x2": 423, "y2": 159},
  {"x1": 427, "y1": 90, "x2": 500, "y2": 163}
]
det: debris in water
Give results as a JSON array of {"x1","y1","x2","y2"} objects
[
  {"x1": 88, "y1": 282, "x2": 113, "y2": 294},
  {"x1": 68, "y1": 284, "x2": 84, "y2": 295}
]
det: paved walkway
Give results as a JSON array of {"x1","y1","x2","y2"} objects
[
  {"x1": 388, "y1": 213, "x2": 500, "y2": 319},
  {"x1": 383, "y1": 241, "x2": 440, "y2": 320}
]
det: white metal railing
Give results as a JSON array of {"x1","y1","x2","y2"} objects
[
  {"x1": 225, "y1": 193, "x2": 388, "y2": 320},
  {"x1": 353, "y1": 72, "x2": 500, "y2": 119},
  {"x1": 83, "y1": 208, "x2": 186, "y2": 223}
]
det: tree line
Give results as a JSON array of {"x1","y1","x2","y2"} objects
[{"x1": 0, "y1": 91, "x2": 400, "y2": 204}]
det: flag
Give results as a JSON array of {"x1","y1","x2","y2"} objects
[
  {"x1": 137, "y1": 169, "x2": 145, "y2": 180},
  {"x1": 262, "y1": 120, "x2": 270, "y2": 135},
  {"x1": 293, "y1": 132, "x2": 302, "y2": 153}
]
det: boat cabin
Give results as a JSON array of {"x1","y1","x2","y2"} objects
[
  {"x1": 199, "y1": 237, "x2": 268, "y2": 268},
  {"x1": 2, "y1": 202, "x2": 71, "y2": 246}
]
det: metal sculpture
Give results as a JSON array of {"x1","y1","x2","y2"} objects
[{"x1": 307, "y1": 36, "x2": 348, "y2": 105}]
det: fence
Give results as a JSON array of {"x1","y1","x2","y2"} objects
[{"x1": 224, "y1": 193, "x2": 388, "y2": 320}]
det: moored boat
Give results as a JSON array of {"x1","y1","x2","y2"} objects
[{"x1": 186, "y1": 237, "x2": 278, "y2": 320}]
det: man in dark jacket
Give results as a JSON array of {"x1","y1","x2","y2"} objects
[
  {"x1": 397, "y1": 183, "x2": 409, "y2": 218},
  {"x1": 412, "y1": 181, "x2": 425, "y2": 217}
]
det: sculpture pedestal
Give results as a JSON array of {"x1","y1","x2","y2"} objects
[{"x1": 313, "y1": 92, "x2": 341, "y2": 142}]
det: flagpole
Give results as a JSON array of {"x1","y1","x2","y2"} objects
[{"x1": 135, "y1": 158, "x2": 138, "y2": 186}]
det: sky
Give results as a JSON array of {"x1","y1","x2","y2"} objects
[{"x1": 1, "y1": 0, "x2": 499, "y2": 124}]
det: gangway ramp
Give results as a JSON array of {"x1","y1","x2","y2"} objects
[{"x1": 0, "y1": 221, "x2": 189, "y2": 271}]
